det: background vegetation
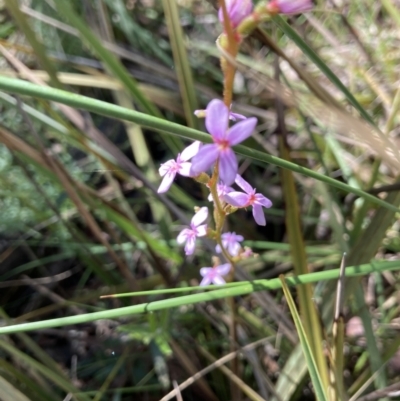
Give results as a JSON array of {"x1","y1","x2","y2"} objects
[{"x1": 0, "y1": 0, "x2": 400, "y2": 400}]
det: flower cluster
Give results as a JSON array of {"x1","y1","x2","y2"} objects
[
  {"x1": 157, "y1": 100, "x2": 272, "y2": 285},
  {"x1": 156, "y1": 0, "x2": 312, "y2": 286}
]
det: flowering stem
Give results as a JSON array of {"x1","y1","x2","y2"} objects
[
  {"x1": 217, "y1": 0, "x2": 239, "y2": 107},
  {"x1": 209, "y1": 164, "x2": 225, "y2": 220}
]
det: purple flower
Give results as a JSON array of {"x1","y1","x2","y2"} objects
[
  {"x1": 200, "y1": 263, "x2": 231, "y2": 286},
  {"x1": 224, "y1": 175, "x2": 272, "y2": 226},
  {"x1": 269, "y1": 0, "x2": 313, "y2": 14},
  {"x1": 191, "y1": 99, "x2": 257, "y2": 186},
  {"x1": 216, "y1": 232, "x2": 244, "y2": 256},
  {"x1": 158, "y1": 141, "x2": 201, "y2": 193},
  {"x1": 177, "y1": 207, "x2": 208, "y2": 255},
  {"x1": 218, "y1": 0, "x2": 253, "y2": 29},
  {"x1": 207, "y1": 182, "x2": 235, "y2": 202}
]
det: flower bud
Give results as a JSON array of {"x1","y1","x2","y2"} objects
[
  {"x1": 219, "y1": 0, "x2": 254, "y2": 29},
  {"x1": 267, "y1": 0, "x2": 313, "y2": 15}
]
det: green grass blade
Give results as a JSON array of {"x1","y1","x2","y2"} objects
[
  {"x1": 280, "y1": 276, "x2": 329, "y2": 401},
  {"x1": 162, "y1": 0, "x2": 199, "y2": 128},
  {"x1": 271, "y1": 344, "x2": 307, "y2": 401},
  {"x1": 0, "y1": 375, "x2": 32, "y2": 401},
  {"x1": 4, "y1": 0, "x2": 61, "y2": 89},
  {"x1": 0, "y1": 259, "x2": 399, "y2": 334},
  {"x1": 0, "y1": 77, "x2": 397, "y2": 213},
  {"x1": 354, "y1": 286, "x2": 387, "y2": 392}
]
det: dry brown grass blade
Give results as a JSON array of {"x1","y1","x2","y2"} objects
[
  {"x1": 169, "y1": 339, "x2": 219, "y2": 401},
  {"x1": 161, "y1": 338, "x2": 272, "y2": 401},
  {"x1": 197, "y1": 345, "x2": 267, "y2": 401}
]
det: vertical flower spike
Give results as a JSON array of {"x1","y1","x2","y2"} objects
[
  {"x1": 157, "y1": 141, "x2": 201, "y2": 193},
  {"x1": 224, "y1": 174, "x2": 272, "y2": 226},
  {"x1": 177, "y1": 207, "x2": 208, "y2": 255},
  {"x1": 191, "y1": 99, "x2": 257, "y2": 186},
  {"x1": 216, "y1": 232, "x2": 244, "y2": 256},
  {"x1": 268, "y1": 0, "x2": 313, "y2": 14},
  {"x1": 218, "y1": 0, "x2": 254, "y2": 29},
  {"x1": 199, "y1": 263, "x2": 232, "y2": 286}
]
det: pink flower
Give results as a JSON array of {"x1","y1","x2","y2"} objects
[
  {"x1": 269, "y1": 0, "x2": 313, "y2": 14},
  {"x1": 224, "y1": 175, "x2": 272, "y2": 226},
  {"x1": 191, "y1": 100, "x2": 257, "y2": 186},
  {"x1": 216, "y1": 232, "x2": 244, "y2": 256},
  {"x1": 158, "y1": 141, "x2": 201, "y2": 193},
  {"x1": 177, "y1": 207, "x2": 208, "y2": 255},
  {"x1": 207, "y1": 182, "x2": 235, "y2": 202},
  {"x1": 200, "y1": 263, "x2": 231, "y2": 286},
  {"x1": 218, "y1": 0, "x2": 253, "y2": 29}
]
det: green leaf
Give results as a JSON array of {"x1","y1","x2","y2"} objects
[
  {"x1": 0, "y1": 375, "x2": 32, "y2": 401},
  {"x1": 280, "y1": 276, "x2": 329, "y2": 401}
]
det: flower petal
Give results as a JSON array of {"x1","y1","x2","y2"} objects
[
  {"x1": 212, "y1": 276, "x2": 226, "y2": 285},
  {"x1": 190, "y1": 144, "x2": 219, "y2": 175},
  {"x1": 229, "y1": 111, "x2": 246, "y2": 121},
  {"x1": 226, "y1": 117, "x2": 257, "y2": 145},
  {"x1": 159, "y1": 159, "x2": 175, "y2": 177},
  {"x1": 157, "y1": 172, "x2": 175, "y2": 193},
  {"x1": 176, "y1": 228, "x2": 190, "y2": 244},
  {"x1": 215, "y1": 244, "x2": 222, "y2": 253},
  {"x1": 276, "y1": 0, "x2": 313, "y2": 14},
  {"x1": 228, "y1": 242, "x2": 241, "y2": 256},
  {"x1": 196, "y1": 224, "x2": 208, "y2": 237},
  {"x1": 219, "y1": 149, "x2": 237, "y2": 185},
  {"x1": 184, "y1": 236, "x2": 196, "y2": 255},
  {"x1": 200, "y1": 276, "x2": 212, "y2": 286},
  {"x1": 180, "y1": 141, "x2": 201, "y2": 161},
  {"x1": 235, "y1": 174, "x2": 254, "y2": 194},
  {"x1": 215, "y1": 263, "x2": 231, "y2": 276},
  {"x1": 233, "y1": 233, "x2": 244, "y2": 242},
  {"x1": 191, "y1": 207, "x2": 208, "y2": 226},
  {"x1": 205, "y1": 99, "x2": 229, "y2": 141},
  {"x1": 178, "y1": 162, "x2": 192, "y2": 177},
  {"x1": 255, "y1": 194, "x2": 273, "y2": 208},
  {"x1": 252, "y1": 204, "x2": 266, "y2": 226},
  {"x1": 224, "y1": 192, "x2": 249, "y2": 207},
  {"x1": 200, "y1": 267, "x2": 213, "y2": 277},
  {"x1": 218, "y1": 0, "x2": 253, "y2": 28}
]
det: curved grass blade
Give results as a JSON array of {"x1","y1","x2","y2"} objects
[{"x1": 0, "y1": 77, "x2": 397, "y2": 214}]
